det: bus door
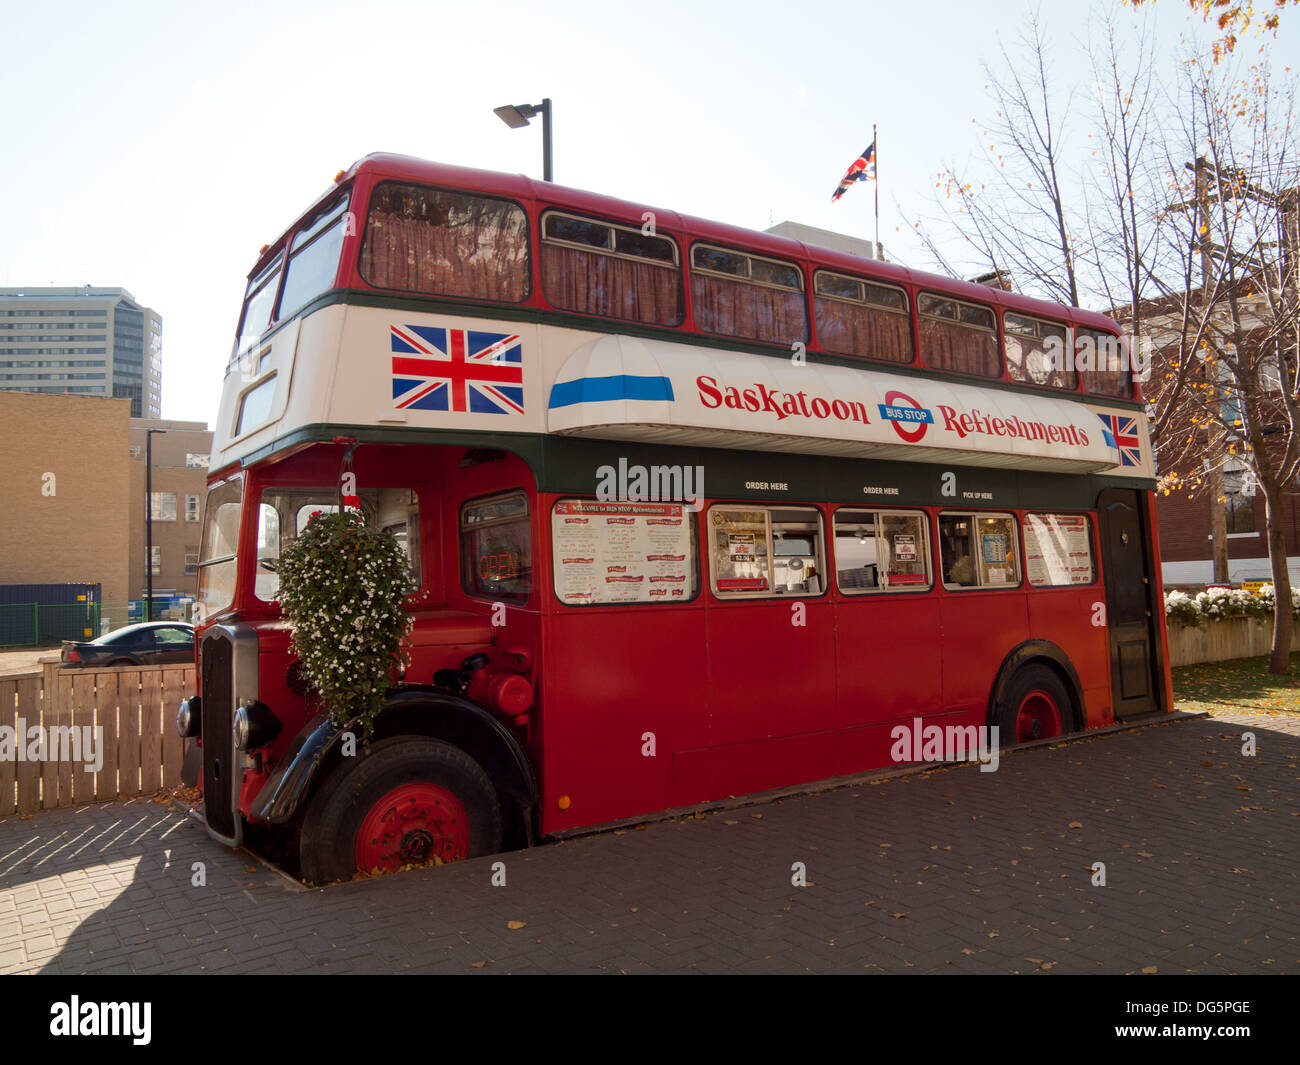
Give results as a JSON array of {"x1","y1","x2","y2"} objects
[{"x1": 1097, "y1": 488, "x2": 1161, "y2": 718}]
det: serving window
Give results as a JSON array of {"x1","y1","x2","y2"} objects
[
  {"x1": 1023, "y1": 513, "x2": 1095, "y2": 586},
  {"x1": 360, "y1": 182, "x2": 530, "y2": 303},
  {"x1": 541, "y1": 211, "x2": 682, "y2": 326},
  {"x1": 938, "y1": 512, "x2": 1020, "y2": 589},
  {"x1": 813, "y1": 271, "x2": 913, "y2": 364},
  {"x1": 691, "y1": 244, "x2": 808, "y2": 345},
  {"x1": 1004, "y1": 313, "x2": 1075, "y2": 390},
  {"x1": 708, "y1": 505, "x2": 825, "y2": 599},
  {"x1": 832, "y1": 509, "x2": 931, "y2": 593},
  {"x1": 550, "y1": 499, "x2": 697, "y2": 605},
  {"x1": 461, "y1": 491, "x2": 532, "y2": 602},
  {"x1": 917, "y1": 292, "x2": 1000, "y2": 378}
]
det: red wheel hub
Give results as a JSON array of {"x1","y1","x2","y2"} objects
[
  {"x1": 355, "y1": 783, "x2": 469, "y2": 874},
  {"x1": 1016, "y1": 690, "x2": 1062, "y2": 743}
]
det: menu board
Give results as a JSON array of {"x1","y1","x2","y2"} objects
[
  {"x1": 552, "y1": 500, "x2": 694, "y2": 605},
  {"x1": 1024, "y1": 514, "x2": 1093, "y2": 586}
]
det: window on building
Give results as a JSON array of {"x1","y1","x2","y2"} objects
[
  {"x1": 150, "y1": 492, "x2": 177, "y2": 522},
  {"x1": 461, "y1": 491, "x2": 532, "y2": 602},
  {"x1": 832, "y1": 509, "x2": 931, "y2": 592},
  {"x1": 129, "y1": 445, "x2": 142, "y2": 458},
  {"x1": 551, "y1": 499, "x2": 697, "y2": 605},
  {"x1": 691, "y1": 245, "x2": 807, "y2": 345},
  {"x1": 150, "y1": 546, "x2": 162, "y2": 576},
  {"x1": 1225, "y1": 491, "x2": 1255, "y2": 534},
  {"x1": 918, "y1": 293, "x2": 1000, "y2": 377},
  {"x1": 813, "y1": 272, "x2": 912, "y2": 363},
  {"x1": 186, "y1": 453, "x2": 209, "y2": 469},
  {"x1": 360, "y1": 182, "x2": 530, "y2": 302},
  {"x1": 1003, "y1": 313, "x2": 1075, "y2": 390},
  {"x1": 184, "y1": 552, "x2": 199, "y2": 576},
  {"x1": 938, "y1": 512, "x2": 1020, "y2": 588},
  {"x1": 707, "y1": 505, "x2": 825, "y2": 598},
  {"x1": 541, "y1": 211, "x2": 682, "y2": 326},
  {"x1": 185, "y1": 494, "x2": 200, "y2": 522}
]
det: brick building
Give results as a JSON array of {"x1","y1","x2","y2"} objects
[{"x1": 0, "y1": 391, "x2": 132, "y2": 621}]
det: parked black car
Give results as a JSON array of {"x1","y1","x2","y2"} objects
[{"x1": 60, "y1": 622, "x2": 195, "y2": 668}]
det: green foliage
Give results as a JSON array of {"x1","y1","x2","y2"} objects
[{"x1": 276, "y1": 509, "x2": 415, "y2": 742}]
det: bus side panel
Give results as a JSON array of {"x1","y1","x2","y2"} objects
[
  {"x1": 539, "y1": 605, "x2": 708, "y2": 833},
  {"x1": 832, "y1": 594, "x2": 942, "y2": 775},
  {"x1": 670, "y1": 731, "x2": 836, "y2": 807},
  {"x1": 1026, "y1": 587, "x2": 1112, "y2": 727},
  {"x1": 940, "y1": 591, "x2": 1030, "y2": 715},
  {"x1": 704, "y1": 599, "x2": 838, "y2": 748}
]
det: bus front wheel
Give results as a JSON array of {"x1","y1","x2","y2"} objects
[
  {"x1": 996, "y1": 664, "x2": 1069, "y2": 746},
  {"x1": 299, "y1": 736, "x2": 502, "y2": 885}
]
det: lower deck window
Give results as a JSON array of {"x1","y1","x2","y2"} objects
[
  {"x1": 1023, "y1": 513, "x2": 1094, "y2": 586},
  {"x1": 939, "y1": 512, "x2": 1020, "y2": 589},
  {"x1": 833, "y1": 509, "x2": 931, "y2": 592},
  {"x1": 551, "y1": 500, "x2": 697, "y2": 605},
  {"x1": 461, "y1": 491, "x2": 531, "y2": 602},
  {"x1": 709, "y1": 506, "x2": 825, "y2": 598}
]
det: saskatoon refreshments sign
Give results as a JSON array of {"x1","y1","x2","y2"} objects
[{"x1": 547, "y1": 337, "x2": 1143, "y2": 475}]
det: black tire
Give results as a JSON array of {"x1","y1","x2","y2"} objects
[
  {"x1": 299, "y1": 736, "x2": 501, "y2": 886},
  {"x1": 994, "y1": 663, "x2": 1071, "y2": 745}
]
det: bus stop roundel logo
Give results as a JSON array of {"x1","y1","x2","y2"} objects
[{"x1": 878, "y1": 390, "x2": 933, "y2": 444}]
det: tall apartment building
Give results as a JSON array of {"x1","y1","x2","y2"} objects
[{"x1": 0, "y1": 286, "x2": 162, "y2": 418}]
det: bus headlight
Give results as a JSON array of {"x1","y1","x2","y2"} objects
[
  {"x1": 233, "y1": 701, "x2": 282, "y2": 751},
  {"x1": 177, "y1": 697, "x2": 202, "y2": 738}
]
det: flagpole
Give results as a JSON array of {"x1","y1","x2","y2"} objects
[{"x1": 873, "y1": 123, "x2": 879, "y2": 260}]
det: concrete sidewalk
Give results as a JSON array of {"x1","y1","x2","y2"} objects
[{"x1": 1, "y1": 711, "x2": 1297, "y2": 974}]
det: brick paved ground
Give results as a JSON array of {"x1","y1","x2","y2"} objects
[{"x1": 1, "y1": 711, "x2": 1297, "y2": 974}]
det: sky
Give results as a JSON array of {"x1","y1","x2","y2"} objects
[{"x1": 2, "y1": 0, "x2": 1295, "y2": 427}]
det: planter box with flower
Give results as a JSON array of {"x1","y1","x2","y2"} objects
[{"x1": 1164, "y1": 584, "x2": 1300, "y2": 666}]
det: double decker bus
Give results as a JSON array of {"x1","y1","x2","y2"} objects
[{"x1": 182, "y1": 153, "x2": 1170, "y2": 884}]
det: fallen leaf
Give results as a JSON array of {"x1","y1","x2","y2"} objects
[
  {"x1": 1141, "y1": 965, "x2": 1157, "y2": 974},
  {"x1": 507, "y1": 920, "x2": 526, "y2": 930}
]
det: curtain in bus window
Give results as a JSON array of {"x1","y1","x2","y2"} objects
[
  {"x1": 1004, "y1": 325, "x2": 1075, "y2": 390},
  {"x1": 360, "y1": 184, "x2": 530, "y2": 302},
  {"x1": 1079, "y1": 330, "x2": 1132, "y2": 398},
  {"x1": 541, "y1": 244, "x2": 681, "y2": 326},
  {"x1": 691, "y1": 275, "x2": 807, "y2": 344},
  {"x1": 919, "y1": 318, "x2": 1000, "y2": 377},
  {"x1": 814, "y1": 298, "x2": 912, "y2": 363}
]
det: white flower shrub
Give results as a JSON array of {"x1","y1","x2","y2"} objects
[{"x1": 1164, "y1": 583, "x2": 1300, "y2": 626}]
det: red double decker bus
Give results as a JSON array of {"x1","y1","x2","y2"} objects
[{"x1": 181, "y1": 154, "x2": 1170, "y2": 884}]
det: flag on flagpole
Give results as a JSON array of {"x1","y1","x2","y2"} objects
[{"x1": 831, "y1": 142, "x2": 876, "y2": 201}]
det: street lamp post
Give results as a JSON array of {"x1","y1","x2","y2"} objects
[
  {"x1": 493, "y1": 99, "x2": 552, "y2": 182},
  {"x1": 145, "y1": 428, "x2": 166, "y2": 622}
]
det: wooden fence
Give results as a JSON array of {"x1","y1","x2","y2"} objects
[
  {"x1": 0, "y1": 661, "x2": 195, "y2": 816},
  {"x1": 1167, "y1": 617, "x2": 1300, "y2": 666}
]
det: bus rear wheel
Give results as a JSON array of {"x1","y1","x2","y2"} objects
[
  {"x1": 996, "y1": 664, "x2": 1070, "y2": 745},
  {"x1": 299, "y1": 737, "x2": 502, "y2": 885}
]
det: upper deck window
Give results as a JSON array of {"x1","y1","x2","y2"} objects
[
  {"x1": 360, "y1": 182, "x2": 530, "y2": 303},
  {"x1": 277, "y1": 194, "x2": 351, "y2": 320},
  {"x1": 813, "y1": 271, "x2": 912, "y2": 364},
  {"x1": 917, "y1": 292, "x2": 1000, "y2": 378},
  {"x1": 235, "y1": 254, "x2": 283, "y2": 355},
  {"x1": 1078, "y1": 328, "x2": 1133, "y2": 398},
  {"x1": 1004, "y1": 312, "x2": 1075, "y2": 390},
  {"x1": 541, "y1": 210, "x2": 682, "y2": 326},
  {"x1": 691, "y1": 244, "x2": 807, "y2": 345}
]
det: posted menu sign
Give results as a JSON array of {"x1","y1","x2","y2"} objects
[
  {"x1": 1023, "y1": 514, "x2": 1093, "y2": 586},
  {"x1": 552, "y1": 501, "x2": 693, "y2": 604}
]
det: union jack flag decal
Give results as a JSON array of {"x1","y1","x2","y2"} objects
[
  {"x1": 1098, "y1": 413, "x2": 1142, "y2": 467},
  {"x1": 390, "y1": 325, "x2": 524, "y2": 414}
]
